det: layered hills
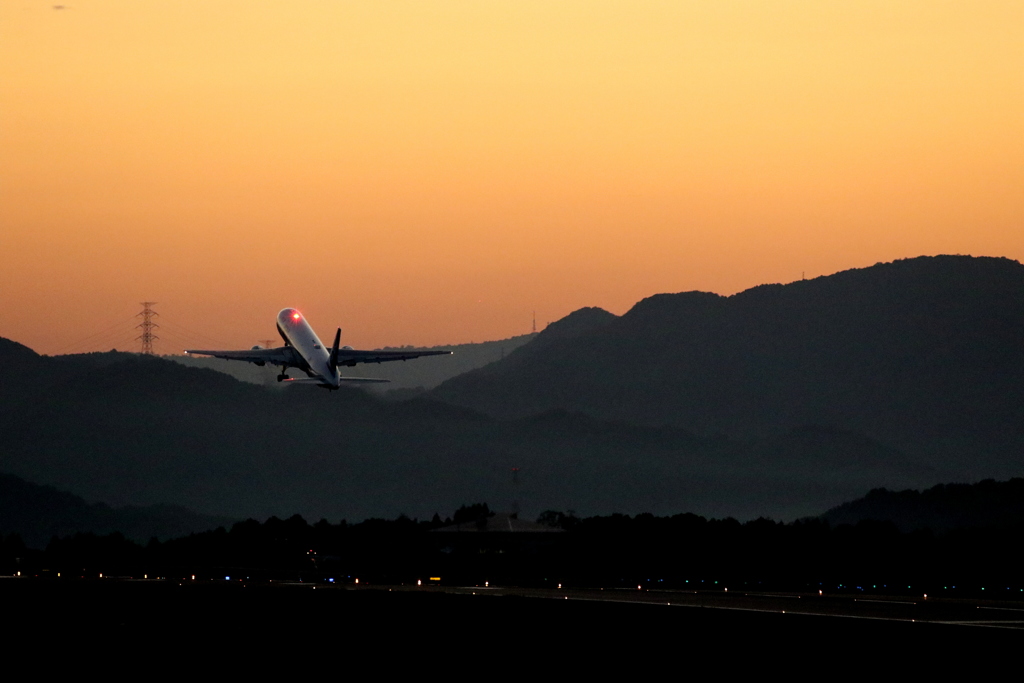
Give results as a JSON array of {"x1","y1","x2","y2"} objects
[
  {"x1": 1, "y1": 255, "x2": 1020, "y2": 524},
  {"x1": 430, "y1": 255, "x2": 1024, "y2": 479},
  {"x1": 0, "y1": 473, "x2": 232, "y2": 548},
  {"x1": 823, "y1": 478, "x2": 1024, "y2": 533},
  {"x1": 0, "y1": 340, "x2": 927, "y2": 523}
]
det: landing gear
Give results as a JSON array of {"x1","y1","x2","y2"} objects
[{"x1": 277, "y1": 373, "x2": 289, "y2": 382}]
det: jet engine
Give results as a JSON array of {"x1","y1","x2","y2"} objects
[{"x1": 250, "y1": 344, "x2": 266, "y2": 366}]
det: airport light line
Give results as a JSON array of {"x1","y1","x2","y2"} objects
[
  {"x1": 933, "y1": 621, "x2": 1024, "y2": 629},
  {"x1": 465, "y1": 588, "x2": 1024, "y2": 630},
  {"x1": 546, "y1": 595, "x2": 995, "y2": 627}
]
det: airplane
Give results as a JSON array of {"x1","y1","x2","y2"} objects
[{"x1": 185, "y1": 308, "x2": 451, "y2": 390}]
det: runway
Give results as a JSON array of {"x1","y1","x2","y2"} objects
[
  {"x1": 3, "y1": 577, "x2": 1021, "y2": 649},
  {"x1": 372, "y1": 582, "x2": 1024, "y2": 631}
]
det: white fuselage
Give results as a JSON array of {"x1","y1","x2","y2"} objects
[
  {"x1": 275, "y1": 308, "x2": 338, "y2": 387},
  {"x1": 184, "y1": 307, "x2": 449, "y2": 388}
]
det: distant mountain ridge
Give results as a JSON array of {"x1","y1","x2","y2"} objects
[
  {"x1": 1, "y1": 254, "x2": 1021, "y2": 523},
  {"x1": 822, "y1": 478, "x2": 1024, "y2": 533},
  {"x1": 430, "y1": 255, "x2": 1024, "y2": 478},
  {"x1": 0, "y1": 473, "x2": 232, "y2": 548},
  {"x1": 0, "y1": 343, "x2": 931, "y2": 523}
]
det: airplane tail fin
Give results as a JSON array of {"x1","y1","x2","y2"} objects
[{"x1": 328, "y1": 327, "x2": 342, "y2": 371}]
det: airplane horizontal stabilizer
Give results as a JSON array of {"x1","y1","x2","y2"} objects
[{"x1": 281, "y1": 377, "x2": 391, "y2": 385}]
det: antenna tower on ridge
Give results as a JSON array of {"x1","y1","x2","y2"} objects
[
  {"x1": 532, "y1": 311, "x2": 537, "y2": 334},
  {"x1": 136, "y1": 302, "x2": 159, "y2": 355}
]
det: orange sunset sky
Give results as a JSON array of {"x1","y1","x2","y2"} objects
[{"x1": 2, "y1": 1, "x2": 1022, "y2": 355}]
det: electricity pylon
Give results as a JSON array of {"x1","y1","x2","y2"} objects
[{"x1": 136, "y1": 302, "x2": 159, "y2": 355}]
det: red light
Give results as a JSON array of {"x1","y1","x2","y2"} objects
[{"x1": 292, "y1": 312, "x2": 301, "y2": 320}]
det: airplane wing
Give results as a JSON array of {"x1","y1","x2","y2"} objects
[
  {"x1": 333, "y1": 349, "x2": 452, "y2": 367},
  {"x1": 184, "y1": 346, "x2": 302, "y2": 367}
]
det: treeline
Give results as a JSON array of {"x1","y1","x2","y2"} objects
[
  {"x1": 556, "y1": 513, "x2": 1024, "y2": 591},
  {"x1": 4, "y1": 507, "x2": 1023, "y2": 594}
]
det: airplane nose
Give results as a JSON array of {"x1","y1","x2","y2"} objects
[{"x1": 278, "y1": 308, "x2": 303, "y2": 325}]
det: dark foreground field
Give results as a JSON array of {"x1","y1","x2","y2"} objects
[{"x1": 2, "y1": 579, "x2": 1020, "y2": 650}]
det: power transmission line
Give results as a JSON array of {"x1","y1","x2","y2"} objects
[
  {"x1": 50, "y1": 314, "x2": 138, "y2": 355},
  {"x1": 157, "y1": 317, "x2": 232, "y2": 347}
]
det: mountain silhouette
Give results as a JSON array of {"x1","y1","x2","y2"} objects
[
  {"x1": 430, "y1": 255, "x2": 1024, "y2": 478},
  {"x1": 0, "y1": 473, "x2": 232, "y2": 548},
  {"x1": 0, "y1": 346, "x2": 927, "y2": 523},
  {"x1": 1, "y1": 255, "x2": 1019, "y2": 523},
  {"x1": 822, "y1": 478, "x2": 1024, "y2": 533}
]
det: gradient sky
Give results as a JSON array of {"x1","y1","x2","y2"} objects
[{"x1": 2, "y1": 1, "x2": 1022, "y2": 355}]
